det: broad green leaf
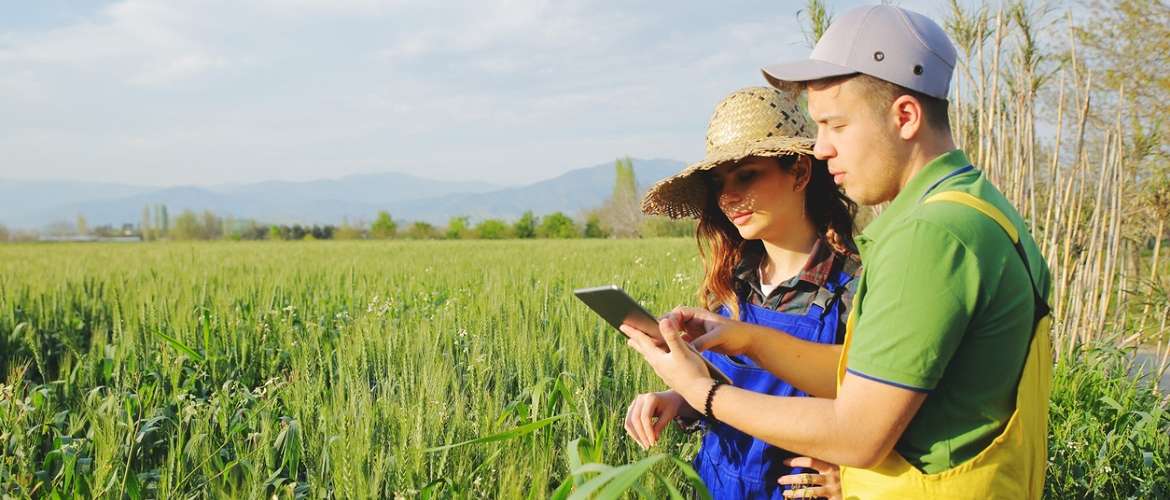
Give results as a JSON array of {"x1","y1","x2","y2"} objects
[{"x1": 426, "y1": 413, "x2": 570, "y2": 452}]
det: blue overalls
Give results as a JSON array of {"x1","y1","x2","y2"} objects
[{"x1": 693, "y1": 268, "x2": 854, "y2": 499}]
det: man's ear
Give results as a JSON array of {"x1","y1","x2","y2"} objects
[{"x1": 892, "y1": 95, "x2": 924, "y2": 140}]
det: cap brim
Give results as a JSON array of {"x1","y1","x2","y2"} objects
[{"x1": 761, "y1": 59, "x2": 858, "y2": 90}]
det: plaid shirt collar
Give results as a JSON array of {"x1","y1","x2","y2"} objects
[{"x1": 734, "y1": 237, "x2": 838, "y2": 290}]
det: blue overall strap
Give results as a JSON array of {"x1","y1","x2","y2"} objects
[{"x1": 812, "y1": 258, "x2": 855, "y2": 320}]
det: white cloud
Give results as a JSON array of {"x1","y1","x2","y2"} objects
[
  {"x1": 251, "y1": 0, "x2": 400, "y2": 17},
  {"x1": 0, "y1": 0, "x2": 229, "y2": 86},
  {"x1": 127, "y1": 52, "x2": 226, "y2": 86},
  {"x1": 0, "y1": 70, "x2": 46, "y2": 102}
]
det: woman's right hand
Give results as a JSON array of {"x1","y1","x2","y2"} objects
[
  {"x1": 624, "y1": 390, "x2": 698, "y2": 449},
  {"x1": 665, "y1": 306, "x2": 760, "y2": 357}
]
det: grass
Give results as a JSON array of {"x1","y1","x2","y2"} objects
[
  {"x1": 1048, "y1": 342, "x2": 1169, "y2": 499},
  {"x1": 0, "y1": 239, "x2": 711, "y2": 498},
  {"x1": 1, "y1": 240, "x2": 1167, "y2": 498}
]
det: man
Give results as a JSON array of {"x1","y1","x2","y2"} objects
[{"x1": 623, "y1": 5, "x2": 1052, "y2": 498}]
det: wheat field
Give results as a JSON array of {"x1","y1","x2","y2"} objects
[{"x1": 3, "y1": 239, "x2": 1167, "y2": 498}]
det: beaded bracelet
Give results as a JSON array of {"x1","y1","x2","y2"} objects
[{"x1": 704, "y1": 379, "x2": 724, "y2": 423}]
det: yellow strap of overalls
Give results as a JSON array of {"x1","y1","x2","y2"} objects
[
  {"x1": 925, "y1": 191, "x2": 1050, "y2": 321},
  {"x1": 924, "y1": 191, "x2": 1019, "y2": 242}
]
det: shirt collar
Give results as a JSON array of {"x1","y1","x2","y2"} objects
[
  {"x1": 733, "y1": 237, "x2": 838, "y2": 290},
  {"x1": 857, "y1": 149, "x2": 972, "y2": 255},
  {"x1": 733, "y1": 245, "x2": 764, "y2": 282}
]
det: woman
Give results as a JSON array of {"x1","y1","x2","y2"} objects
[{"x1": 623, "y1": 87, "x2": 858, "y2": 499}]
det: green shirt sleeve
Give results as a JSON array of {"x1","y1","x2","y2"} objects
[{"x1": 847, "y1": 218, "x2": 982, "y2": 391}]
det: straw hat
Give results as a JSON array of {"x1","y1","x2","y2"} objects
[{"x1": 641, "y1": 87, "x2": 814, "y2": 219}]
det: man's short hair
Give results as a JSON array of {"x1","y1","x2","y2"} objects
[{"x1": 811, "y1": 74, "x2": 951, "y2": 133}]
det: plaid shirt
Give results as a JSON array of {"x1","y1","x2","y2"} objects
[{"x1": 732, "y1": 238, "x2": 860, "y2": 342}]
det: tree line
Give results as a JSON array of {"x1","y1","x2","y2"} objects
[{"x1": 120, "y1": 207, "x2": 691, "y2": 241}]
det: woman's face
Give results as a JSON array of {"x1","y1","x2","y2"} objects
[{"x1": 711, "y1": 156, "x2": 807, "y2": 241}]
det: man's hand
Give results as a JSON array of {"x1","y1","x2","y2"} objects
[
  {"x1": 665, "y1": 306, "x2": 760, "y2": 357},
  {"x1": 622, "y1": 316, "x2": 713, "y2": 408},
  {"x1": 667, "y1": 306, "x2": 842, "y2": 398}
]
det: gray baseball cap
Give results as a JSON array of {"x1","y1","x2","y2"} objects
[{"x1": 762, "y1": 5, "x2": 957, "y2": 100}]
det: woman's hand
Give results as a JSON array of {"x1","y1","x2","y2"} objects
[
  {"x1": 665, "y1": 306, "x2": 760, "y2": 357},
  {"x1": 623, "y1": 390, "x2": 698, "y2": 450},
  {"x1": 777, "y1": 456, "x2": 841, "y2": 500},
  {"x1": 622, "y1": 316, "x2": 713, "y2": 408}
]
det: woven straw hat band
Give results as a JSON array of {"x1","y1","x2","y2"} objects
[{"x1": 640, "y1": 87, "x2": 815, "y2": 219}]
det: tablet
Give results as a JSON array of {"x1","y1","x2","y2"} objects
[{"x1": 574, "y1": 285, "x2": 731, "y2": 384}]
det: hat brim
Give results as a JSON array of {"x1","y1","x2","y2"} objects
[
  {"x1": 640, "y1": 136, "x2": 815, "y2": 219},
  {"x1": 761, "y1": 59, "x2": 858, "y2": 90}
]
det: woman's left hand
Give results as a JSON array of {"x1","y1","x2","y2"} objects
[
  {"x1": 777, "y1": 456, "x2": 841, "y2": 499},
  {"x1": 621, "y1": 316, "x2": 713, "y2": 408}
]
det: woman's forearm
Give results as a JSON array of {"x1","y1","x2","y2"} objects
[{"x1": 743, "y1": 323, "x2": 842, "y2": 397}]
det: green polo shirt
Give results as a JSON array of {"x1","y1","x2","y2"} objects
[{"x1": 847, "y1": 149, "x2": 1051, "y2": 474}]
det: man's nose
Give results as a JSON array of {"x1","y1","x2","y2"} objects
[{"x1": 813, "y1": 140, "x2": 835, "y2": 160}]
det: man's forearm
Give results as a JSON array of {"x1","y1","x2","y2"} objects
[
  {"x1": 679, "y1": 382, "x2": 869, "y2": 466},
  {"x1": 675, "y1": 373, "x2": 925, "y2": 469},
  {"x1": 743, "y1": 323, "x2": 842, "y2": 397}
]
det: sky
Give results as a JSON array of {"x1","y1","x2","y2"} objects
[{"x1": 0, "y1": 0, "x2": 945, "y2": 187}]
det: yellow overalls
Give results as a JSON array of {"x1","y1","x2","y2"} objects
[{"x1": 837, "y1": 191, "x2": 1052, "y2": 499}]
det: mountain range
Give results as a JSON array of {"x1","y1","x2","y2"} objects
[{"x1": 0, "y1": 158, "x2": 686, "y2": 229}]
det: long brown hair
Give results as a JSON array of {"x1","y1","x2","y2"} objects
[{"x1": 695, "y1": 154, "x2": 858, "y2": 319}]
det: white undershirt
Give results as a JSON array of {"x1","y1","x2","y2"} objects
[
  {"x1": 760, "y1": 258, "x2": 781, "y2": 297},
  {"x1": 760, "y1": 279, "x2": 780, "y2": 298}
]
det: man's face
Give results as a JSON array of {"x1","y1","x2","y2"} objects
[{"x1": 806, "y1": 78, "x2": 904, "y2": 206}]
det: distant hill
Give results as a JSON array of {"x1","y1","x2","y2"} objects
[
  {"x1": 208, "y1": 174, "x2": 499, "y2": 207},
  {"x1": 1, "y1": 158, "x2": 687, "y2": 228},
  {"x1": 0, "y1": 179, "x2": 155, "y2": 226},
  {"x1": 384, "y1": 158, "x2": 684, "y2": 223}
]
